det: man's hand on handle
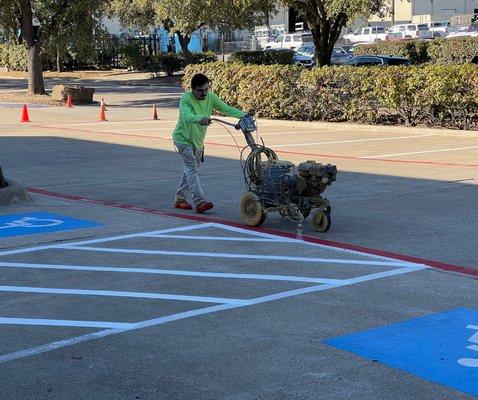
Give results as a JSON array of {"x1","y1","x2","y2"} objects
[{"x1": 199, "y1": 117, "x2": 212, "y2": 126}]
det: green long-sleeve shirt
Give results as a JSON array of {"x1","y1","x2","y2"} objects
[{"x1": 172, "y1": 91, "x2": 245, "y2": 149}]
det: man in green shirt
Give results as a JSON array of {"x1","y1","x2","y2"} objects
[{"x1": 172, "y1": 73, "x2": 245, "y2": 213}]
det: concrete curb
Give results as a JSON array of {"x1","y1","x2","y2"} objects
[{"x1": 0, "y1": 179, "x2": 32, "y2": 206}]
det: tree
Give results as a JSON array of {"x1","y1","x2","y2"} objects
[
  {"x1": 284, "y1": 0, "x2": 388, "y2": 66},
  {"x1": 0, "y1": 167, "x2": 7, "y2": 188},
  {"x1": 109, "y1": 0, "x2": 276, "y2": 63},
  {"x1": 0, "y1": 0, "x2": 106, "y2": 94}
]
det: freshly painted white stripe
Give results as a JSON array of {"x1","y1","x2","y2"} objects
[
  {"x1": 361, "y1": 145, "x2": 478, "y2": 159},
  {"x1": 207, "y1": 222, "x2": 412, "y2": 263},
  {"x1": 0, "y1": 286, "x2": 252, "y2": 305},
  {"x1": 342, "y1": 265, "x2": 427, "y2": 284},
  {"x1": 53, "y1": 223, "x2": 213, "y2": 247},
  {"x1": 0, "y1": 261, "x2": 343, "y2": 284},
  {"x1": 0, "y1": 328, "x2": 120, "y2": 364},
  {"x1": 207, "y1": 222, "x2": 296, "y2": 242},
  {"x1": 0, "y1": 265, "x2": 426, "y2": 364},
  {"x1": 0, "y1": 305, "x2": 237, "y2": 364},
  {"x1": 0, "y1": 223, "x2": 213, "y2": 257},
  {"x1": 270, "y1": 134, "x2": 434, "y2": 148},
  {"x1": 63, "y1": 246, "x2": 417, "y2": 267},
  {"x1": 0, "y1": 317, "x2": 135, "y2": 329},
  {"x1": 147, "y1": 234, "x2": 291, "y2": 242}
]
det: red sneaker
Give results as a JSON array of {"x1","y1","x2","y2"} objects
[
  {"x1": 196, "y1": 201, "x2": 214, "y2": 214},
  {"x1": 173, "y1": 199, "x2": 193, "y2": 210}
]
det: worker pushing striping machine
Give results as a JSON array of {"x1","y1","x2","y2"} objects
[{"x1": 212, "y1": 115, "x2": 337, "y2": 234}]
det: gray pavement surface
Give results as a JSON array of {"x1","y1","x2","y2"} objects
[{"x1": 0, "y1": 75, "x2": 477, "y2": 399}]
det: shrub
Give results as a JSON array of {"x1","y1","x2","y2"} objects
[
  {"x1": 150, "y1": 52, "x2": 183, "y2": 76},
  {"x1": 119, "y1": 43, "x2": 147, "y2": 70},
  {"x1": 0, "y1": 44, "x2": 27, "y2": 71},
  {"x1": 428, "y1": 37, "x2": 478, "y2": 64},
  {"x1": 354, "y1": 40, "x2": 429, "y2": 64},
  {"x1": 188, "y1": 51, "x2": 217, "y2": 64},
  {"x1": 229, "y1": 50, "x2": 295, "y2": 65},
  {"x1": 184, "y1": 62, "x2": 478, "y2": 130}
]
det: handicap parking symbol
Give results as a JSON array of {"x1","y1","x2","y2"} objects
[
  {"x1": 0, "y1": 212, "x2": 100, "y2": 238},
  {"x1": 324, "y1": 308, "x2": 478, "y2": 397}
]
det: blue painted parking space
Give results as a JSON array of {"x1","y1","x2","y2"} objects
[
  {"x1": 0, "y1": 212, "x2": 100, "y2": 238},
  {"x1": 325, "y1": 308, "x2": 478, "y2": 397}
]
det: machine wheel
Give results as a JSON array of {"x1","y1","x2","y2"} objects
[
  {"x1": 240, "y1": 192, "x2": 266, "y2": 227},
  {"x1": 312, "y1": 209, "x2": 331, "y2": 232}
]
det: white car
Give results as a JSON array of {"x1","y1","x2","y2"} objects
[
  {"x1": 427, "y1": 21, "x2": 451, "y2": 37},
  {"x1": 264, "y1": 33, "x2": 313, "y2": 50},
  {"x1": 343, "y1": 26, "x2": 389, "y2": 43},
  {"x1": 445, "y1": 23, "x2": 478, "y2": 38},
  {"x1": 389, "y1": 23, "x2": 433, "y2": 39}
]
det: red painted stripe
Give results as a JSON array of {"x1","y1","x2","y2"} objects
[
  {"x1": 27, "y1": 187, "x2": 478, "y2": 278},
  {"x1": 32, "y1": 124, "x2": 478, "y2": 169}
]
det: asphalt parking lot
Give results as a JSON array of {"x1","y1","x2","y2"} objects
[{"x1": 0, "y1": 76, "x2": 477, "y2": 399}]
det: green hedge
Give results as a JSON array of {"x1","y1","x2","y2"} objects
[
  {"x1": 229, "y1": 50, "x2": 295, "y2": 65},
  {"x1": 0, "y1": 44, "x2": 27, "y2": 71},
  {"x1": 354, "y1": 37, "x2": 478, "y2": 65},
  {"x1": 354, "y1": 40, "x2": 429, "y2": 64},
  {"x1": 428, "y1": 37, "x2": 478, "y2": 64},
  {"x1": 184, "y1": 62, "x2": 478, "y2": 130}
]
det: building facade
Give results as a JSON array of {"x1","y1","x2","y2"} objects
[{"x1": 371, "y1": 0, "x2": 478, "y2": 25}]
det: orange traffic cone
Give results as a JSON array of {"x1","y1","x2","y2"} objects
[
  {"x1": 21, "y1": 104, "x2": 30, "y2": 123},
  {"x1": 99, "y1": 101, "x2": 107, "y2": 122},
  {"x1": 152, "y1": 104, "x2": 159, "y2": 120},
  {"x1": 66, "y1": 94, "x2": 73, "y2": 108}
]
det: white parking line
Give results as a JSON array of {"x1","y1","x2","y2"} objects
[
  {"x1": 59, "y1": 245, "x2": 417, "y2": 267},
  {"x1": 0, "y1": 317, "x2": 135, "y2": 330},
  {"x1": 0, "y1": 221, "x2": 428, "y2": 365},
  {"x1": 269, "y1": 134, "x2": 434, "y2": 148},
  {"x1": 0, "y1": 264, "x2": 426, "y2": 364},
  {"x1": 146, "y1": 234, "x2": 292, "y2": 242},
  {"x1": 0, "y1": 286, "x2": 253, "y2": 305},
  {"x1": 0, "y1": 261, "x2": 344, "y2": 284},
  {"x1": 361, "y1": 145, "x2": 478, "y2": 159}
]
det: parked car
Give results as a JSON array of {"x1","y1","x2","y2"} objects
[
  {"x1": 445, "y1": 23, "x2": 478, "y2": 38},
  {"x1": 346, "y1": 55, "x2": 411, "y2": 66},
  {"x1": 295, "y1": 45, "x2": 353, "y2": 65},
  {"x1": 389, "y1": 23, "x2": 433, "y2": 39},
  {"x1": 254, "y1": 26, "x2": 281, "y2": 49},
  {"x1": 343, "y1": 26, "x2": 389, "y2": 43},
  {"x1": 427, "y1": 21, "x2": 451, "y2": 37},
  {"x1": 264, "y1": 32, "x2": 313, "y2": 50},
  {"x1": 265, "y1": 48, "x2": 314, "y2": 67},
  {"x1": 335, "y1": 44, "x2": 356, "y2": 55}
]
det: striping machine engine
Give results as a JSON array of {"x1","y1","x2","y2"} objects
[{"x1": 211, "y1": 115, "x2": 337, "y2": 234}]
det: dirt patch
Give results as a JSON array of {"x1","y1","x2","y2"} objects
[{"x1": 0, "y1": 92, "x2": 62, "y2": 106}]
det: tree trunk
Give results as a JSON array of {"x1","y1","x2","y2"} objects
[
  {"x1": 177, "y1": 32, "x2": 192, "y2": 64},
  {"x1": 27, "y1": 42, "x2": 45, "y2": 94},
  {"x1": 309, "y1": 13, "x2": 348, "y2": 67},
  {"x1": 0, "y1": 167, "x2": 8, "y2": 188},
  {"x1": 56, "y1": 48, "x2": 63, "y2": 73},
  {"x1": 19, "y1": 0, "x2": 46, "y2": 94}
]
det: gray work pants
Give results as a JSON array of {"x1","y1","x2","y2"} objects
[{"x1": 174, "y1": 143, "x2": 206, "y2": 205}]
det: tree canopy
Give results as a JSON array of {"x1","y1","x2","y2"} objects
[
  {"x1": 0, "y1": 0, "x2": 106, "y2": 93},
  {"x1": 109, "y1": 0, "x2": 276, "y2": 60},
  {"x1": 284, "y1": 0, "x2": 388, "y2": 66}
]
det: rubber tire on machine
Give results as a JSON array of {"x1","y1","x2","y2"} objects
[
  {"x1": 240, "y1": 192, "x2": 266, "y2": 227},
  {"x1": 312, "y1": 209, "x2": 331, "y2": 232}
]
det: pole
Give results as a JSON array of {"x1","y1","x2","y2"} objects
[{"x1": 391, "y1": 0, "x2": 395, "y2": 26}]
